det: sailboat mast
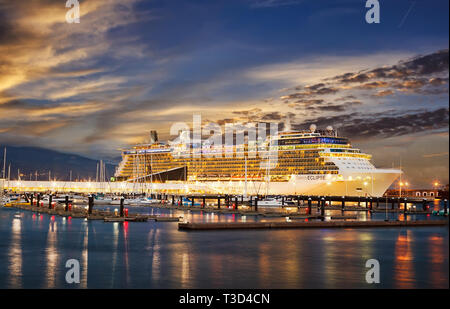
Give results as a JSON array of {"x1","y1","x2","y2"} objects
[
  {"x1": 244, "y1": 155, "x2": 248, "y2": 198},
  {"x1": 2, "y1": 147, "x2": 6, "y2": 179},
  {"x1": 150, "y1": 153, "x2": 153, "y2": 195}
]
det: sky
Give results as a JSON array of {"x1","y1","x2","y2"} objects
[{"x1": 0, "y1": 0, "x2": 448, "y2": 187}]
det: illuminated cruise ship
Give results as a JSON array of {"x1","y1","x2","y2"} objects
[{"x1": 114, "y1": 126, "x2": 401, "y2": 196}]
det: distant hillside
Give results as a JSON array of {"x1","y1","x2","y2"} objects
[{"x1": 0, "y1": 146, "x2": 116, "y2": 181}]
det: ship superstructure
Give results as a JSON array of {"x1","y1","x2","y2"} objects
[{"x1": 114, "y1": 127, "x2": 401, "y2": 196}]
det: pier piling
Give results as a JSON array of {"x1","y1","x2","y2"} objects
[
  {"x1": 64, "y1": 195, "x2": 69, "y2": 211},
  {"x1": 320, "y1": 197, "x2": 325, "y2": 221},
  {"x1": 24, "y1": 193, "x2": 30, "y2": 203},
  {"x1": 120, "y1": 197, "x2": 125, "y2": 217},
  {"x1": 88, "y1": 195, "x2": 94, "y2": 214},
  {"x1": 48, "y1": 194, "x2": 52, "y2": 209},
  {"x1": 444, "y1": 199, "x2": 448, "y2": 215}
]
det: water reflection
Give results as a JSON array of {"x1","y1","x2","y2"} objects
[
  {"x1": 394, "y1": 231, "x2": 415, "y2": 288},
  {"x1": 45, "y1": 219, "x2": 59, "y2": 288},
  {"x1": 111, "y1": 222, "x2": 119, "y2": 287},
  {"x1": 8, "y1": 216, "x2": 23, "y2": 288},
  {"x1": 123, "y1": 221, "x2": 130, "y2": 286},
  {"x1": 81, "y1": 222, "x2": 88, "y2": 288},
  {"x1": 0, "y1": 206, "x2": 448, "y2": 289},
  {"x1": 148, "y1": 227, "x2": 161, "y2": 286},
  {"x1": 428, "y1": 234, "x2": 447, "y2": 288},
  {"x1": 181, "y1": 253, "x2": 191, "y2": 288},
  {"x1": 258, "y1": 243, "x2": 271, "y2": 287}
]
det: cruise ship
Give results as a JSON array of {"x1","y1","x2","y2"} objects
[{"x1": 114, "y1": 125, "x2": 401, "y2": 197}]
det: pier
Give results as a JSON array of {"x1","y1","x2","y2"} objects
[
  {"x1": 151, "y1": 193, "x2": 441, "y2": 215},
  {"x1": 178, "y1": 220, "x2": 449, "y2": 230},
  {"x1": 3, "y1": 185, "x2": 448, "y2": 232},
  {"x1": 6, "y1": 197, "x2": 182, "y2": 223}
]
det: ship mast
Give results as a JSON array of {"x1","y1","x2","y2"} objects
[
  {"x1": 150, "y1": 153, "x2": 153, "y2": 195},
  {"x1": 265, "y1": 138, "x2": 271, "y2": 196},
  {"x1": 244, "y1": 155, "x2": 248, "y2": 198},
  {"x1": 2, "y1": 147, "x2": 6, "y2": 180}
]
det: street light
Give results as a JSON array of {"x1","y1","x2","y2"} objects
[
  {"x1": 433, "y1": 181, "x2": 440, "y2": 196},
  {"x1": 399, "y1": 181, "x2": 408, "y2": 196}
]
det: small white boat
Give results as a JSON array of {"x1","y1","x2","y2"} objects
[
  {"x1": 1, "y1": 197, "x2": 11, "y2": 206},
  {"x1": 127, "y1": 198, "x2": 160, "y2": 206},
  {"x1": 257, "y1": 198, "x2": 283, "y2": 207},
  {"x1": 110, "y1": 199, "x2": 130, "y2": 205},
  {"x1": 138, "y1": 198, "x2": 160, "y2": 205},
  {"x1": 95, "y1": 197, "x2": 114, "y2": 204},
  {"x1": 257, "y1": 198, "x2": 297, "y2": 207}
]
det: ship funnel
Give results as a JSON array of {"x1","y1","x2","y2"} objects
[
  {"x1": 150, "y1": 130, "x2": 158, "y2": 143},
  {"x1": 284, "y1": 115, "x2": 291, "y2": 132}
]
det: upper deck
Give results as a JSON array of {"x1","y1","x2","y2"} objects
[{"x1": 121, "y1": 127, "x2": 351, "y2": 154}]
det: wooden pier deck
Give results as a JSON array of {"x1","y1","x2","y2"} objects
[
  {"x1": 178, "y1": 219, "x2": 449, "y2": 230},
  {"x1": 7, "y1": 202, "x2": 181, "y2": 223}
]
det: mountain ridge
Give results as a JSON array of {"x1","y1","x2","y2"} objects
[{"x1": 0, "y1": 145, "x2": 117, "y2": 181}]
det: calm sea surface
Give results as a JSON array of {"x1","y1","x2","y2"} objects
[{"x1": 0, "y1": 201, "x2": 448, "y2": 289}]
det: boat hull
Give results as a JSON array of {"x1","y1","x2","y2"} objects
[{"x1": 196, "y1": 169, "x2": 401, "y2": 197}]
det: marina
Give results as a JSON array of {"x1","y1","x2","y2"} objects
[
  {"x1": 0, "y1": 198, "x2": 448, "y2": 289},
  {"x1": 2, "y1": 190, "x2": 448, "y2": 224}
]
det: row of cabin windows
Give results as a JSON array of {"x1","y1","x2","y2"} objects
[{"x1": 415, "y1": 192, "x2": 437, "y2": 197}]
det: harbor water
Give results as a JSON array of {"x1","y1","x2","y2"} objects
[{"x1": 0, "y1": 202, "x2": 448, "y2": 289}]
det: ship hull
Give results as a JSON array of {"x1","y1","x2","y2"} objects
[
  {"x1": 2, "y1": 169, "x2": 400, "y2": 196},
  {"x1": 195, "y1": 169, "x2": 401, "y2": 197}
]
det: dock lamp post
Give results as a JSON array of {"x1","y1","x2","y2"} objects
[{"x1": 433, "y1": 182, "x2": 440, "y2": 196}]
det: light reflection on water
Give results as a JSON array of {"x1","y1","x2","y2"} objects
[
  {"x1": 45, "y1": 219, "x2": 58, "y2": 288},
  {"x1": 8, "y1": 216, "x2": 22, "y2": 288},
  {"x1": 0, "y1": 205, "x2": 448, "y2": 289}
]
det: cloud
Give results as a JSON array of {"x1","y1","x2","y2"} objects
[
  {"x1": 273, "y1": 49, "x2": 448, "y2": 123},
  {"x1": 373, "y1": 89, "x2": 395, "y2": 97},
  {"x1": 297, "y1": 108, "x2": 449, "y2": 140},
  {"x1": 332, "y1": 49, "x2": 449, "y2": 82},
  {"x1": 0, "y1": 0, "x2": 144, "y2": 96},
  {"x1": 423, "y1": 152, "x2": 449, "y2": 158}
]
